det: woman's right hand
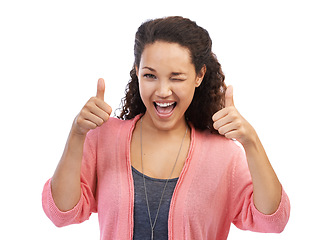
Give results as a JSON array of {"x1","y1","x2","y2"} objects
[{"x1": 72, "y1": 78, "x2": 112, "y2": 136}]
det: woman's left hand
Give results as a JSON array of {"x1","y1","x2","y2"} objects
[
  {"x1": 213, "y1": 86, "x2": 283, "y2": 215},
  {"x1": 212, "y1": 86, "x2": 257, "y2": 147}
]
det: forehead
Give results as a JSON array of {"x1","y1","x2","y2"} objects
[{"x1": 140, "y1": 41, "x2": 194, "y2": 72}]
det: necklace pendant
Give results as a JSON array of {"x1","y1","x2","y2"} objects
[{"x1": 151, "y1": 229, "x2": 154, "y2": 240}]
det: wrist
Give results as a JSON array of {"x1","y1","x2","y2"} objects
[
  {"x1": 241, "y1": 129, "x2": 259, "y2": 150},
  {"x1": 70, "y1": 117, "x2": 88, "y2": 139},
  {"x1": 70, "y1": 127, "x2": 87, "y2": 141}
]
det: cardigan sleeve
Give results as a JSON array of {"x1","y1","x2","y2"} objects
[
  {"x1": 42, "y1": 132, "x2": 98, "y2": 227},
  {"x1": 230, "y1": 146, "x2": 290, "y2": 233}
]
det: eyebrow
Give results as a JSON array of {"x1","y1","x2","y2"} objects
[
  {"x1": 142, "y1": 66, "x2": 156, "y2": 72},
  {"x1": 142, "y1": 66, "x2": 186, "y2": 76}
]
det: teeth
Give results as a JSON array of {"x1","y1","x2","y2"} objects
[{"x1": 155, "y1": 102, "x2": 175, "y2": 108}]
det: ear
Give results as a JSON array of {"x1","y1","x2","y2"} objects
[
  {"x1": 195, "y1": 65, "x2": 206, "y2": 87},
  {"x1": 135, "y1": 65, "x2": 139, "y2": 77}
]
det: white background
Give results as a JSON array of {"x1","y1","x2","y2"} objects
[{"x1": 1, "y1": 0, "x2": 324, "y2": 239}]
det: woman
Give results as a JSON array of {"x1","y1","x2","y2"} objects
[{"x1": 42, "y1": 16, "x2": 290, "y2": 239}]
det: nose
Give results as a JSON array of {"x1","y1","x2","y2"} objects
[{"x1": 155, "y1": 79, "x2": 172, "y2": 98}]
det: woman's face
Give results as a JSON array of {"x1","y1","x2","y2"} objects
[{"x1": 137, "y1": 41, "x2": 205, "y2": 132}]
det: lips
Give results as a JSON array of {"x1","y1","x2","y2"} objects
[{"x1": 154, "y1": 101, "x2": 177, "y2": 117}]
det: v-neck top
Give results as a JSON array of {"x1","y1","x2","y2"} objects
[{"x1": 132, "y1": 166, "x2": 178, "y2": 239}]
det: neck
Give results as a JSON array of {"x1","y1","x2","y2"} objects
[{"x1": 140, "y1": 113, "x2": 188, "y2": 137}]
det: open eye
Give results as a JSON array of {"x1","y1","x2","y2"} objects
[{"x1": 143, "y1": 73, "x2": 157, "y2": 79}]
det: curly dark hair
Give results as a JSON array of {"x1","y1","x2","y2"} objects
[{"x1": 118, "y1": 16, "x2": 226, "y2": 133}]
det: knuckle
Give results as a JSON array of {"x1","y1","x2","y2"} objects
[
  {"x1": 218, "y1": 127, "x2": 225, "y2": 135},
  {"x1": 83, "y1": 103, "x2": 91, "y2": 111},
  {"x1": 229, "y1": 111, "x2": 237, "y2": 119},
  {"x1": 212, "y1": 113, "x2": 217, "y2": 121},
  {"x1": 234, "y1": 120, "x2": 241, "y2": 129},
  {"x1": 87, "y1": 98, "x2": 96, "y2": 108},
  {"x1": 76, "y1": 116, "x2": 83, "y2": 126},
  {"x1": 85, "y1": 98, "x2": 93, "y2": 106},
  {"x1": 98, "y1": 118, "x2": 104, "y2": 126},
  {"x1": 87, "y1": 101, "x2": 96, "y2": 110},
  {"x1": 104, "y1": 112, "x2": 110, "y2": 121},
  {"x1": 80, "y1": 108, "x2": 87, "y2": 117},
  {"x1": 225, "y1": 132, "x2": 234, "y2": 139},
  {"x1": 107, "y1": 106, "x2": 112, "y2": 115}
]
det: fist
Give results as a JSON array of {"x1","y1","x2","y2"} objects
[
  {"x1": 72, "y1": 78, "x2": 112, "y2": 136},
  {"x1": 212, "y1": 85, "x2": 256, "y2": 146}
]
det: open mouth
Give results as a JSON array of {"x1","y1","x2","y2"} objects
[{"x1": 154, "y1": 102, "x2": 177, "y2": 115}]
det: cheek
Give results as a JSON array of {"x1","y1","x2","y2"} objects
[
  {"x1": 138, "y1": 80, "x2": 153, "y2": 104},
  {"x1": 177, "y1": 84, "x2": 196, "y2": 105}
]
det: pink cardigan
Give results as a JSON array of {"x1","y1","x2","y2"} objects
[{"x1": 42, "y1": 115, "x2": 290, "y2": 239}]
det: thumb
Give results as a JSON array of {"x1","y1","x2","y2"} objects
[
  {"x1": 225, "y1": 85, "x2": 234, "y2": 107},
  {"x1": 96, "y1": 78, "x2": 105, "y2": 100}
]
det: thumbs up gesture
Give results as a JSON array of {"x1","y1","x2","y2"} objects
[
  {"x1": 72, "y1": 78, "x2": 112, "y2": 136},
  {"x1": 212, "y1": 85, "x2": 257, "y2": 147}
]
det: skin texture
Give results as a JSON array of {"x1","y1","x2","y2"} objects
[{"x1": 51, "y1": 42, "x2": 282, "y2": 215}]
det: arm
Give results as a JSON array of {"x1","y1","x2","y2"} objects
[
  {"x1": 51, "y1": 130, "x2": 85, "y2": 211},
  {"x1": 241, "y1": 130, "x2": 282, "y2": 214},
  {"x1": 51, "y1": 78, "x2": 111, "y2": 211},
  {"x1": 212, "y1": 86, "x2": 281, "y2": 215}
]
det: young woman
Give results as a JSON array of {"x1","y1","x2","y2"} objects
[{"x1": 42, "y1": 16, "x2": 290, "y2": 239}]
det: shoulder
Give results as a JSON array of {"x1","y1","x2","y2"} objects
[
  {"x1": 187, "y1": 127, "x2": 247, "y2": 185},
  {"x1": 192, "y1": 128, "x2": 246, "y2": 169},
  {"x1": 86, "y1": 115, "x2": 141, "y2": 142},
  {"x1": 195, "y1": 128, "x2": 243, "y2": 154}
]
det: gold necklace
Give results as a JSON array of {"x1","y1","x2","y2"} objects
[{"x1": 140, "y1": 118, "x2": 188, "y2": 240}]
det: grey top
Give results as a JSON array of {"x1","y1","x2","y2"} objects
[{"x1": 132, "y1": 166, "x2": 178, "y2": 240}]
